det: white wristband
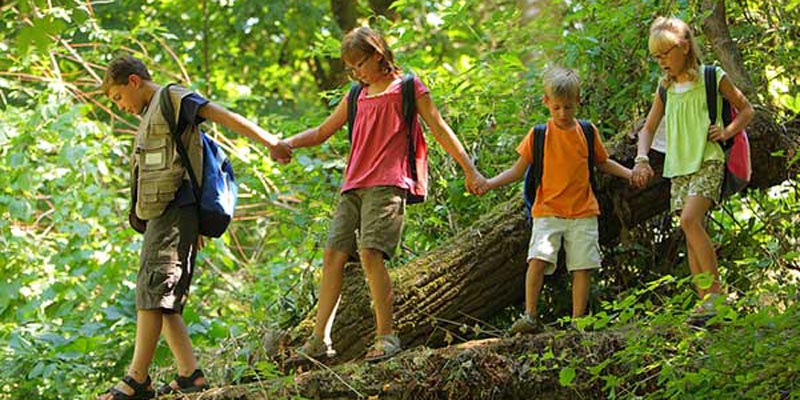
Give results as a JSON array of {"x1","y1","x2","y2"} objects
[{"x1": 634, "y1": 155, "x2": 650, "y2": 164}]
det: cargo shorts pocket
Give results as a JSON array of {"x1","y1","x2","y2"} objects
[{"x1": 146, "y1": 262, "x2": 183, "y2": 296}]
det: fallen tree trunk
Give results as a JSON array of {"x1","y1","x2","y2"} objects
[{"x1": 217, "y1": 331, "x2": 630, "y2": 400}]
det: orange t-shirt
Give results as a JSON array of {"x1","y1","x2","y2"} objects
[{"x1": 516, "y1": 119, "x2": 609, "y2": 218}]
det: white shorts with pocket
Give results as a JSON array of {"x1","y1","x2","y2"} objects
[{"x1": 527, "y1": 216, "x2": 601, "y2": 275}]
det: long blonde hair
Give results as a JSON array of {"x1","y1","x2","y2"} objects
[{"x1": 648, "y1": 16, "x2": 703, "y2": 88}]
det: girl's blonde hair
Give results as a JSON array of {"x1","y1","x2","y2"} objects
[
  {"x1": 648, "y1": 16, "x2": 703, "y2": 88},
  {"x1": 341, "y1": 26, "x2": 400, "y2": 76}
]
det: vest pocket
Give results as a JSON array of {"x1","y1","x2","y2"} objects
[
  {"x1": 138, "y1": 137, "x2": 170, "y2": 171},
  {"x1": 140, "y1": 179, "x2": 180, "y2": 204}
]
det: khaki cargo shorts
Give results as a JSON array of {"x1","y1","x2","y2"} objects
[
  {"x1": 326, "y1": 186, "x2": 406, "y2": 260},
  {"x1": 527, "y1": 216, "x2": 601, "y2": 275},
  {"x1": 670, "y1": 160, "x2": 724, "y2": 212},
  {"x1": 136, "y1": 204, "x2": 199, "y2": 314}
]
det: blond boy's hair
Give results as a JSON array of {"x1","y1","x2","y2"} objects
[
  {"x1": 648, "y1": 16, "x2": 703, "y2": 88},
  {"x1": 543, "y1": 67, "x2": 580, "y2": 100},
  {"x1": 102, "y1": 54, "x2": 152, "y2": 95}
]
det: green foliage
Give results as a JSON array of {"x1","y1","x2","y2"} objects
[{"x1": 0, "y1": 0, "x2": 798, "y2": 398}]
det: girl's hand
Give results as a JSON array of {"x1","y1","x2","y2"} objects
[
  {"x1": 631, "y1": 162, "x2": 654, "y2": 188},
  {"x1": 465, "y1": 169, "x2": 487, "y2": 195},
  {"x1": 708, "y1": 124, "x2": 728, "y2": 142},
  {"x1": 473, "y1": 179, "x2": 492, "y2": 196},
  {"x1": 269, "y1": 140, "x2": 293, "y2": 164}
]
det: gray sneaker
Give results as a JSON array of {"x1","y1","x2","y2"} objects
[{"x1": 510, "y1": 314, "x2": 544, "y2": 335}]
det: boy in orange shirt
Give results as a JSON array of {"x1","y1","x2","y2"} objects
[{"x1": 476, "y1": 67, "x2": 632, "y2": 333}]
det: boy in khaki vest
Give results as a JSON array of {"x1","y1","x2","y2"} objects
[{"x1": 98, "y1": 55, "x2": 290, "y2": 400}]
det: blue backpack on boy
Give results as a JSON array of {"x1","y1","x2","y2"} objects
[
  {"x1": 160, "y1": 84, "x2": 238, "y2": 238},
  {"x1": 522, "y1": 120, "x2": 597, "y2": 220}
]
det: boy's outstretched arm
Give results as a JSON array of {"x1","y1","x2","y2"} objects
[
  {"x1": 198, "y1": 102, "x2": 292, "y2": 163},
  {"x1": 415, "y1": 93, "x2": 485, "y2": 194},
  {"x1": 476, "y1": 156, "x2": 528, "y2": 196},
  {"x1": 284, "y1": 97, "x2": 348, "y2": 151},
  {"x1": 597, "y1": 159, "x2": 633, "y2": 183}
]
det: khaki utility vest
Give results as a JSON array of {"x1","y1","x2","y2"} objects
[{"x1": 131, "y1": 85, "x2": 203, "y2": 220}]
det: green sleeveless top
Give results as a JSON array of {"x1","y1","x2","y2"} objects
[{"x1": 662, "y1": 65, "x2": 726, "y2": 178}]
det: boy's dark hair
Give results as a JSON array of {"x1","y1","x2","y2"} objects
[
  {"x1": 102, "y1": 54, "x2": 152, "y2": 94},
  {"x1": 341, "y1": 26, "x2": 400, "y2": 75}
]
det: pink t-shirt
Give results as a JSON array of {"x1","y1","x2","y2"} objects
[{"x1": 341, "y1": 76, "x2": 429, "y2": 193}]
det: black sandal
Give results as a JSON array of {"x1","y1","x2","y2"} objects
[
  {"x1": 103, "y1": 375, "x2": 155, "y2": 399},
  {"x1": 156, "y1": 369, "x2": 209, "y2": 395}
]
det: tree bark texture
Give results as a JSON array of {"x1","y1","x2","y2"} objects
[{"x1": 212, "y1": 332, "x2": 629, "y2": 400}]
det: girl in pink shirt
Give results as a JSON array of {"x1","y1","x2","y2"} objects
[{"x1": 284, "y1": 26, "x2": 484, "y2": 362}]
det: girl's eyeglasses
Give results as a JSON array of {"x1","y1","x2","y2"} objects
[
  {"x1": 345, "y1": 54, "x2": 372, "y2": 75},
  {"x1": 652, "y1": 44, "x2": 679, "y2": 61}
]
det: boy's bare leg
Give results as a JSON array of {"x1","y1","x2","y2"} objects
[
  {"x1": 526, "y1": 259, "x2": 548, "y2": 317},
  {"x1": 313, "y1": 248, "x2": 350, "y2": 339},
  {"x1": 360, "y1": 248, "x2": 394, "y2": 336},
  {"x1": 680, "y1": 196, "x2": 720, "y2": 296},
  {"x1": 571, "y1": 270, "x2": 591, "y2": 318},
  {"x1": 161, "y1": 313, "x2": 205, "y2": 390},
  {"x1": 97, "y1": 310, "x2": 161, "y2": 399}
]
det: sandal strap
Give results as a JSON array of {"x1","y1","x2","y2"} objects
[
  {"x1": 121, "y1": 375, "x2": 151, "y2": 392},
  {"x1": 175, "y1": 369, "x2": 204, "y2": 388}
]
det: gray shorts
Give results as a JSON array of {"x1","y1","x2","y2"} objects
[
  {"x1": 326, "y1": 186, "x2": 406, "y2": 260},
  {"x1": 527, "y1": 216, "x2": 601, "y2": 275},
  {"x1": 136, "y1": 204, "x2": 198, "y2": 314}
]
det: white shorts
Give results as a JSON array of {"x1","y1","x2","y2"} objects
[{"x1": 527, "y1": 216, "x2": 602, "y2": 275}]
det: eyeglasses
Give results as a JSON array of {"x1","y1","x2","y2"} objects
[
  {"x1": 345, "y1": 54, "x2": 372, "y2": 75},
  {"x1": 652, "y1": 44, "x2": 679, "y2": 61}
]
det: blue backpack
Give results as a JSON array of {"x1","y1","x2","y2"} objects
[
  {"x1": 522, "y1": 120, "x2": 597, "y2": 219},
  {"x1": 160, "y1": 84, "x2": 238, "y2": 238}
]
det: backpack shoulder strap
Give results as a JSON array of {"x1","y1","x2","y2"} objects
[
  {"x1": 577, "y1": 119, "x2": 597, "y2": 194},
  {"x1": 704, "y1": 65, "x2": 718, "y2": 125},
  {"x1": 346, "y1": 83, "x2": 363, "y2": 143},
  {"x1": 401, "y1": 73, "x2": 419, "y2": 180},
  {"x1": 159, "y1": 84, "x2": 200, "y2": 198},
  {"x1": 531, "y1": 123, "x2": 547, "y2": 193},
  {"x1": 658, "y1": 85, "x2": 667, "y2": 106}
]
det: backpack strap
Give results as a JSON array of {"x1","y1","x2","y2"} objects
[
  {"x1": 658, "y1": 85, "x2": 667, "y2": 106},
  {"x1": 160, "y1": 84, "x2": 201, "y2": 201},
  {"x1": 704, "y1": 65, "x2": 718, "y2": 125},
  {"x1": 523, "y1": 123, "x2": 547, "y2": 214},
  {"x1": 577, "y1": 119, "x2": 597, "y2": 195},
  {"x1": 400, "y1": 73, "x2": 418, "y2": 180},
  {"x1": 346, "y1": 83, "x2": 363, "y2": 143}
]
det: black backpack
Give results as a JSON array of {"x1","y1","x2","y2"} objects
[
  {"x1": 346, "y1": 73, "x2": 426, "y2": 204},
  {"x1": 522, "y1": 120, "x2": 597, "y2": 219}
]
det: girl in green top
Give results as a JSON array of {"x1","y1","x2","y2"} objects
[{"x1": 631, "y1": 16, "x2": 754, "y2": 318}]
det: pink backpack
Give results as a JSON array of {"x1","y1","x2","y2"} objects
[{"x1": 659, "y1": 65, "x2": 751, "y2": 200}]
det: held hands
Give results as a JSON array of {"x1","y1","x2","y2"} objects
[
  {"x1": 269, "y1": 139, "x2": 293, "y2": 164},
  {"x1": 473, "y1": 177, "x2": 492, "y2": 196},
  {"x1": 465, "y1": 168, "x2": 488, "y2": 196},
  {"x1": 631, "y1": 162, "x2": 654, "y2": 189}
]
